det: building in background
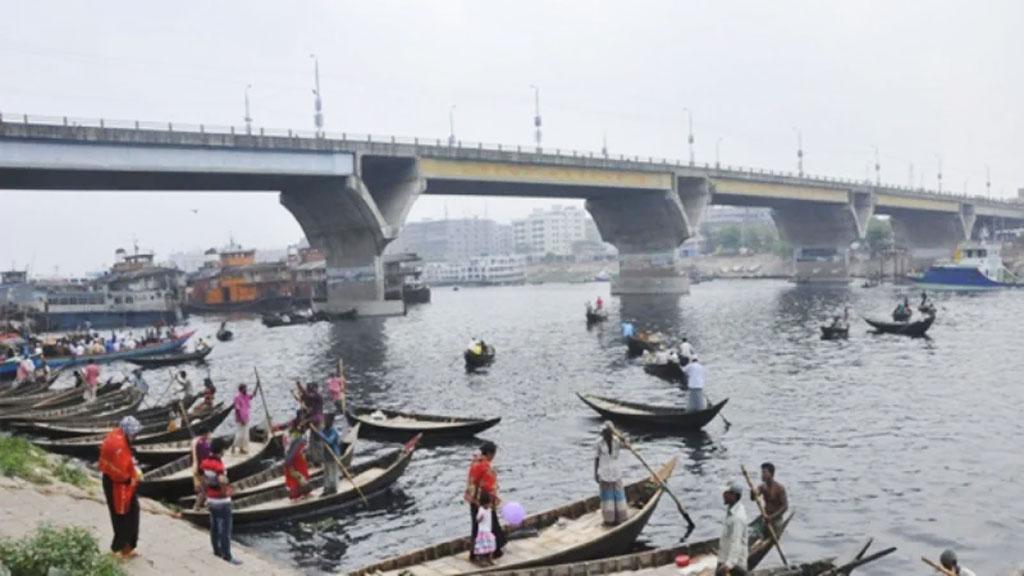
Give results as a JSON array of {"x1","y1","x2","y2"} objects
[
  {"x1": 512, "y1": 206, "x2": 597, "y2": 258},
  {"x1": 387, "y1": 218, "x2": 513, "y2": 262}
]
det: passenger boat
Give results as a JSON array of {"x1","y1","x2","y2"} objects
[
  {"x1": 178, "y1": 424, "x2": 360, "y2": 508},
  {"x1": 577, "y1": 394, "x2": 728, "y2": 432},
  {"x1": 642, "y1": 359, "x2": 684, "y2": 382},
  {"x1": 820, "y1": 324, "x2": 849, "y2": 340},
  {"x1": 464, "y1": 345, "x2": 496, "y2": 370},
  {"x1": 180, "y1": 434, "x2": 421, "y2": 528},
  {"x1": 126, "y1": 346, "x2": 211, "y2": 369},
  {"x1": 0, "y1": 331, "x2": 195, "y2": 379},
  {"x1": 916, "y1": 240, "x2": 1020, "y2": 290},
  {"x1": 347, "y1": 407, "x2": 500, "y2": 442},
  {"x1": 864, "y1": 313, "x2": 935, "y2": 338},
  {"x1": 138, "y1": 434, "x2": 283, "y2": 501},
  {"x1": 349, "y1": 457, "x2": 675, "y2": 576},
  {"x1": 484, "y1": 513, "x2": 795, "y2": 576}
]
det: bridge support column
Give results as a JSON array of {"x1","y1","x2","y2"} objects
[
  {"x1": 587, "y1": 177, "x2": 707, "y2": 295},
  {"x1": 888, "y1": 203, "x2": 975, "y2": 265},
  {"x1": 771, "y1": 190, "x2": 873, "y2": 283},
  {"x1": 281, "y1": 157, "x2": 424, "y2": 317}
]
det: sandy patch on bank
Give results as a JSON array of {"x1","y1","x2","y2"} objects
[{"x1": 0, "y1": 476, "x2": 299, "y2": 575}]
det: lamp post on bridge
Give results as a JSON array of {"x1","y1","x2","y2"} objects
[
  {"x1": 448, "y1": 105, "x2": 456, "y2": 147},
  {"x1": 986, "y1": 164, "x2": 991, "y2": 198},
  {"x1": 530, "y1": 85, "x2": 542, "y2": 151},
  {"x1": 715, "y1": 137, "x2": 722, "y2": 169},
  {"x1": 793, "y1": 127, "x2": 803, "y2": 177},
  {"x1": 872, "y1": 145, "x2": 881, "y2": 186},
  {"x1": 311, "y1": 54, "x2": 324, "y2": 136},
  {"x1": 601, "y1": 131, "x2": 608, "y2": 158},
  {"x1": 936, "y1": 155, "x2": 943, "y2": 193},
  {"x1": 244, "y1": 84, "x2": 253, "y2": 134},
  {"x1": 684, "y1": 108, "x2": 694, "y2": 166}
]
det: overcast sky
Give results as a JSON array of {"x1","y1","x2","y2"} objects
[{"x1": 2, "y1": 1, "x2": 1021, "y2": 274}]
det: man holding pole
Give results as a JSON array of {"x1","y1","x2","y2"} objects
[
  {"x1": 594, "y1": 422, "x2": 627, "y2": 526},
  {"x1": 924, "y1": 549, "x2": 976, "y2": 576},
  {"x1": 751, "y1": 462, "x2": 788, "y2": 539},
  {"x1": 716, "y1": 479, "x2": 749, "y2": 576}
]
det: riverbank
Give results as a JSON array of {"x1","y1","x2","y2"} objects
[{"x1": 0, "y1": 444, "x2": 297, "y2": 575}]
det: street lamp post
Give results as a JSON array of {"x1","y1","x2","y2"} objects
[
  {"x1": 793, "y1": 127, "x2": 803, "y2": 177},
  {"x1": 684, "y1": 108, "x2": 694, "y2": 166},
  {"x1": 601, "y1": 132, "x2": 608, "y2": 158},
  {"x1": 530, "y1": 85, "x2": 542, "y2": 151},
  {"x1": 448, "y1": 105, "x2": 456, "y2": 147},
  {"x1": 244, "y1": 84, "x2": 253, "y2": 134},
  {"x1": 311, "y1": 54, "x2": 324, "y2": 136},
  {"x1": 986, "y1": 164, "x2": 991, "y2": 198},
  {"x1": 872, "y1": 145, "x2": 881, "y2": 186},
  {"x1": 936, "y1": 155, "x2": 943, "y2": 193},
  {"x1": 715, "y1": 137, "x2": 722, "y2": 169}
]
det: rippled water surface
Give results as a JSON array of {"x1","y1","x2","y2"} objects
[{"x1": 153, "y1": 280, "x2": 1023, "y2": 574}]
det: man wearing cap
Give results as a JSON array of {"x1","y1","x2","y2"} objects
[
  {"x1": 939, "y1": 549, "x2": 976, "y2": 576},
  {"x1": 717, "y1": 479, "x2": 749, "y2": 575}
]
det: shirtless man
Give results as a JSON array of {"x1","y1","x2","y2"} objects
[{"x1": 751, "y1": 462, "x2": 788, "y2": 536}]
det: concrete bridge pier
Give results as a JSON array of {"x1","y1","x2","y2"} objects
[
  {"x1": 771, "y1": 190, "x2": 874, "y2": 283},
  {"x1": 280, "y1": 156, "x2": 425, "y2": 316},
  {"x1": 887, "y1": 203, "x2": 975, "y2": 266}
]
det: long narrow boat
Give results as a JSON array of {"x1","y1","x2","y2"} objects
[
  {"x1": 32, "y1": 404, "x2": 233, "y2": 462},
  {"x1": 0, "y1": 387, "x2": 140, "y2": 425},
  {"x1": 577, "y1": 393, "x2": 728, "y2": 432},
  {"x1": 820, "y1": 324, "x2": 849, "y2": 340},
  {"x1": 138, "y1": 434, "x2": 283, "y2": 501},
  {"x1": 0, "y1": 379, "x2": 120, "y2": 411},
  {"x1": 0, "y1": 331, "x2": 195, "y2": 379},
  {"x1": 864, "y1": 314, "x2": 935, "y2": 337},
  {"x1": 347, "y1": 407, "x2": 500, "y2": 442},
  {"x1": 180, "y1": 433, "x2": 422, "y2": 528},
  {"x1": 12, "y1": 400, "x2": 212, "y2": 440},
  {"x1": 625, "y1": 335, "x2": 662, "y2": 357},
  {"x1": 126, "y1": 347, "x2": 211, "y2": 369},
  {"x1": 349, "y1": 457, "x2": 676, "y2": 576},
  {"x1": 484, "y1": 513, "x2": 794, "y2": 576},
  {"x1": 642, "y1": 360, "x2": 684, "y2": 382},
  {"x1": 178, "y1": 424, "x2": 360, "y2": 508},
  {"x1": 465, "y1": 345, "x2": 496, "y2": 370}
]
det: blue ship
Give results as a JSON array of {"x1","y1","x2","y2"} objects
[{"x1": 915, "y1": 241, "x2": 1019, "y2": 290}]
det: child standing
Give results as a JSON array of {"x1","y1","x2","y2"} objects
[{"x1": 473, "y1": 492, "x2": 497, "y2": 565}]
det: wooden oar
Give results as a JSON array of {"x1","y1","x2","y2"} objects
[
  {"x1": 706, "y1": 394, "x2": 732, "y2": 428},
  {"x1": 821, "y1": 546, "x2": 897, "y2": 575},
  {"x1": 177, "y1": 399, "x2": 196, "y2": 439},
  {"x1": 336, "y1": 359, "x2": 347, "y2": 415},
  {"x1": 922, "y1": 557, "x2": 957, "y2": 576},
  {"x1": 312, "y1": 427, "x2": 369, "y2": 506},
  {"x1": 741, "y1": 464, "x2": 788, "y2": 566},
  {"x1": 253, "y1": 367, "x2": 273, "y2": 431},
  {"x1": 612, "y1": 429, "x2": 695, "y2": 532}
]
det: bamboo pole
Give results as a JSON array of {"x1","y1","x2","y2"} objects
[
  {"x1": 741, "y1": 464, "x2": 788, "y2": 566},
  {"x1": 611, "y1": 429, "x2": 694, "y2": 531},
  {"x1": 311, "y1": 427, "x2": 369, "y2": 506},
  {"x1": 922, "y1": 557, "x2": 957, "y2": 576}
]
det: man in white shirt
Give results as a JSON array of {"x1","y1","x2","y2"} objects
[
  {"x1": 175, "y1": 370, "x2": 194, "y2": 400},
  {"x1": 593, "y1": 422, "x2": 627, "y2": 526},
  {"x1": 678, "y1": 337, "x2": 694, "y2": 363},
  {"x1": 717, "y1": 479, "x2": 749, "y2": 575},
  {"x1": 683, "y1": 356, "x2": 707, "y2": 411},
  {"x1": 939, "y1": 550, "x2": 977, "y2": 576}
]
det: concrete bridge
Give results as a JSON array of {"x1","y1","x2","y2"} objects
[{"x1": 2, "y1": 112, "x2": 1022, "y2": 315}]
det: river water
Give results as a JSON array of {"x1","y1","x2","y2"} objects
[{"x1": 148, "y1": 280, "x2": 1023, "y2": 575}]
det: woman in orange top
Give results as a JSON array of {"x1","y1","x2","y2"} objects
[
  {"x1": 464, "y1": 441, "x2": 506, "y2": 560},
  {"x1": 99, "y1": 416, "x2": 143, "y2": 557}
]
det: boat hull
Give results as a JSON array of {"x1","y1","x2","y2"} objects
[
  {"x1": 577, "y1": 394, "x2": 728, "y2": 432},
  {"x1": 915, "y1": 265, "x2": 1013, "y2": 290},
  {"x1": 347, "y1": 408, "x2": 500, "y2": 442},
  {"x1": 0, "y1": 331, "x2": 194, "y2": 379},
  {"x1": 864, "y1": 315, "x2": 935, "y2": 337}
]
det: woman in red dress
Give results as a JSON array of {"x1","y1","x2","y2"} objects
[{"x1": 464, "y1": 441, "x2": 506, "y2": 560}]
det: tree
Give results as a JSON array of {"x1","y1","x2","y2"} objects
[{"x1": 865, "y1": 217, "x2": 893, "y2": 256}]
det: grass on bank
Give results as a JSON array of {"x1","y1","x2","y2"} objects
[
  {"x1": 0, "y1": 525, "x2": 125, "y2": 576},
  {"x1": 0, "y1": 434, "x2": 92, "y2": 488}
]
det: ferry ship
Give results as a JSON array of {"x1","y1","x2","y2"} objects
[
  {"x1": 186, "y1": 244, "x2": 294, "y2": 313},
  {"x1": 32, "y1": 248, "x2": 185, "y2": 331},
  {"x1": 915, "y1": 241, "x2": 1019, "y2": 290}
]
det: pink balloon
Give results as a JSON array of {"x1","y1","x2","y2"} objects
[{"x1": 501, "y1": 502, "x2": 526, "y2": 527}]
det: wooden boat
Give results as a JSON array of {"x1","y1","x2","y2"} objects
[
  {"x1": 126, "y1": 346, "x2": 212, "y2": 369},
  {"x1": 625, "y1": 334, "x2": 662, "y2": 357},
  {"x1": 820, "y1": 324, "x2": 849, "y2": 340},
  {"x1": 0, "y1": 386, "x2": 140, "y2": 425},
  {"x1": 483, "y1": 513, "x2": 796, "y2": 576},
  {"x1": 464, "y1": 345, "x2": 496, "y2": 370},
  {"x1": 347, "y1": 407, "x2": 500, "y2": 442},
  {"x1": 32, "y1": 404, "x2": 233, "y2": 462},
  {"x1": 577, "y1": 394, "x2": 728, "y2": 432},
  {"x1": 0, "y1": 331, "x2": 195, "y2": 378},
  {"x1": 586, "y1": 309, "x2": 608, "y2": 324},
  {"x1": 178, "y1": 424, "x2": 360, "y2": 508},
  {"x1": 642, "y1": 360, "x2": 684, "y2": 382},
  {"x1": 864, "y1": 313, "x2": 935, "y2": 337},
  {"x1": 180, "y1": 434, "x2": 421, "y2": 528},
  {"x1": 12, "y1": 400, "x2": 211, "y2": 440},
  {"x1": 350, "y1": 457, "x2": 676, "y2": 576},
  {"x1": 138, "y1": 434, "x2": 283, "y2": 501}
]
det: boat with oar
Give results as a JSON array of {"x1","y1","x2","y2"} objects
[
  {"x1": 32, "y1": 404, "x2": 233, "y2": 463},
  {"x1": 138, "y1": 433, "x2": 283, "y2": 501},
  {"x1": 0, "y1": 386, "x2": 140, "y2": 425},
  {"x1": 864, "y1": 312, "x2": 935, "y2": 338},
  {"x1": 180, "y1": 434, "x2": 421, "y2": 528},
  {"x1": 484, "y1": 513, "x2": 798, "y2": 576},
  {"x1": 642, "y1": 359, "x2": 685, "y2": 382},
  {"x1": 347, "y1": 407, "x2": 500, "y2": 442},
  {"x1": 215, "y1": 322, "x2": 233, "y2": 342},
  {"x1": 126, "y1": 346, "x2": 212, "y2": 369},
  {"x1": 820, "y1": 324, "x2": 849, "y2": 340},
  {"x1": 464, "y1": 345, "x2": 496, "y2": 370},
  {"x1": 577, "y1": 394, "x2": 728, "y2": 433},
  {"x1": 178, "y1": 424, "x2": 360, "y2": 508},
  {"x1": 0, "y1": 331, "x2": 195, "y2": 379},
  {"x1": 349, "y1": 457, "x2": 675, "y2": 576}
]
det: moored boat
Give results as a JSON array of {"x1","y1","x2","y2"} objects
[
  {"x1": 347, "y1": 407, "x2": 500, "y2": 442},
  {"x1": 916, "y1": 240, "x2": 1020, "y2": 290},
  {"x1": 12, "y1": 400, "x2": 210, "y2": 440},
  {"x1": 349, "y1": 457, "x2": 676, "y2": 576},
  {"x1": 864, "y1": 313, "x2": 935, "y2": 337},
  {"x1": 577, "y1": 393, "x2": 728, "y2": 432},
  {"x1": 0, "y1": 330, "x2": 195, "y2": 379},
  {"x1": 126, "y1": 346, "x2": 212, "y2": 369}
]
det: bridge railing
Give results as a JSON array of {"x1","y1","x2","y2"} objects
[{"x1": 1, "y1": 111, "x2": 1019, "y2": 207}]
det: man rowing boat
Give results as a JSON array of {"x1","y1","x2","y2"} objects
[{"x1": 751, "y1": 462, "x2": 788, "y2": 538}]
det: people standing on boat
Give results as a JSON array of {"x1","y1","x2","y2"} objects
[
  {"x1": 14, "y1": 355, "x2": 34, "y2": 387},
  {"x1": 892, "y1": 296, "x2": 912, "y2": 322},
  {"x1": 99, "y1": 416, "x2": 143, "y2": 558},
  {"x1": 595, "y1": 296, "x2": 604, "y2": 310},
  {"x1": 130, "y1": 368, "x2": 148, "y2": 396},
  {"x1": 326, "y1": 365, "x2": 346, "y2": 414},
  {"x1": 683, "y1": 356, "x2": 707, "y2": 411},
  {"x1": 33, "y1": 357, "x2": 50, "y2": 383},
  {"x1": 751, "y1": 462, "x2": 788, "y2": 538},
  {"x1": 938, "y1": 549, "x2": 976, "y2": 576},
  {"x1": 232, "y1": 384, "x2": 257, "y2": 455},
  {"x1": 201, "y1": 437, "x2": 242, "y2": 565},
  {"x1": 199, "y1": 377, "x2": 217, "y2": 411},
  {"x1": 190, "y1": 430, "x2": 213, "y2": 511},
  {"x1": 83, "y1": 359, "x2": 101, "y2": 402},
  {"x1": 293, "y1": 381, "x2": 324, "y2": 465},
  {"x1": 175, "y1": 370, "x2": 194, "y2": 400},
  {"x1": 716, "y1": 479, "x2": 749, "y2": 576},
  {"x1": 678, "y1": 337, "x2": 694, "y2": 365},
  {"x1": 472, "y1": 491, "x2": 498, "y2": 566},
  {"x1": 919, "y1": 291, "x2": 936, "y2": 315},
  {"x1": 622, "y1": 322, "x2": 635, "y2": 338},
  {"x1": 465, "y1": 441, "x2": 506, "y2": 561},
  {"x1": 282, "y1": 417, "x2": 312, "y2": 499},
  {"x1": 594, "y1": 422, "x2": 628, "y2": 526},
  {"x1": 320, "y1": 413, "x2": 342, "y2": 496},
  {"x1": 467, "y1": 338, "x2": 483, "y2": 356}
]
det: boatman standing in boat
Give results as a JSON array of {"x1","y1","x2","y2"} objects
[
  {"x1": 683, "y1": 356, "x2": 707, "y2": 411},
  {"x1": 716, "y1": 479, "x2": 749, "y2": 576},
  {"x1": 678, "y1": 337, "x2": 694, "y2": 366},
  {"x1": 465, "y1": 441, "x2": 506, "y2": 561},
  {"x1": 83, "y1": 359, "x2": 101, "y2": 402},
  {"x1": 936, "y1": 549, "x2": 976, "y2": 576},
  {"x1": 751, "y1": 462, "x2": 788, "y2": 538},
  {"x1": 175, "y1": 370, "x2": 194, "y2": 401},
  {"x1": 594, "y1": 422, "x2": 628, "y2": 526}
]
